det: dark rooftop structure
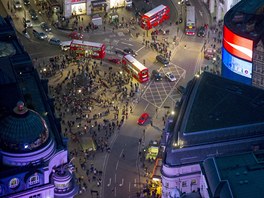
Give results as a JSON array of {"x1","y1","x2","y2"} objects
[
  {"x1": 163, "y1": 72, "x2": 264, "y2": 166},
  {"x1": 202, "y1": 151, "x2": 264, "y2": 198},
  {"x1": 224, "y1": 0, "x2": 264, "y2": 42}
]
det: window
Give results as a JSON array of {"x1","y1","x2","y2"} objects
[
  {"x1": 9, "y1": 178, "x2": 19, "y2": 189},
  {"x1": 182, "y1": 181, "x2": 187, "y2": 187},
  {"x1": 29, "y1": 174, "x2": 39, "y2": 185},
  {"x1": 191, "y1": 179, "x2": 197, "y2": 185},
  {"x1": 29, "y1": 194, "x2": 42, "y2": 198}
]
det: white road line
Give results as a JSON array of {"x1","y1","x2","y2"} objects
[
  {"x1": 116, "y1": 160, "x2": 119, "y2": 170},
  {"x1": 121, "y1": 42, "x2": 133, "y2": 46},
  {"x1": 143, "y1": 103, "x2": 149, "y2": 111},
  {"x1": 107, "y1": 178, "x2": 112, "y2": 187},
  {"x1": 136, "y1": 46, "x2": 145, "y2": 53},
  {"x1": 114, "y1": 186, "x2": 117, "y2": 197},
  {"x1": 134, "y1": 178, "x2": 137, "y2": 187},
  {"x1": 119, "y1": 148, "x2": 124, "y2": 158},
  {"x1": 119, "y1": 178, "x2": 124, "y2": 186},
  {"x1": 115, "y1": 174, "x2": 117, "y2": 183}
]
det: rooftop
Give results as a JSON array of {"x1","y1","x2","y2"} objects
[
  {"x1": 224, "y1": 0, "x2": 264, "y2": 42},
  {"x1": 203, "y1": 151, "x2": 264, "y2": 198},
  {"x1": 164, "y1": 72, "x2": 264, "y2": 166}
]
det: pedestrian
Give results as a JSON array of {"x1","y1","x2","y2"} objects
[{"x1": 150, "y1": 120, "x2": 153, "y2": 126}]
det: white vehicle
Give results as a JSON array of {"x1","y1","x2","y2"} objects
[
  {"x1": 165, "y1": 72, "x2": 177, "y2": 82},
  {"x1": 60, "y1": 41, "x2": 71, "y2": 51},
  {"x1": 23, "y1": 18, "x2": 32, "y2": 28},
  {"x1": 92, "y1": 15, "x2": 102, "y2": 26},
  {"x1": 125, "y1": 0, "x2": 132, "y2": 8}
]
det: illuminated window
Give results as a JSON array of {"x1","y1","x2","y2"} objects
[
  {"x1": 29, "y1": 174, "x2": 39, "y2": 185},
  {"x1": 191, "y1": 179, "x2": 197, "y2": 185},
  {"x1": 29, "y1": 194, "x2": 42, "y2": 198},
  {"x1": 9, "y1": 178, "x2": 19, "y2": 189},
  {"x1": 182, "y1": 181, "x2": 187, "y2": 187},
  {"x1": 55, "y1": 182, "x2": 69, "y2": 189}
]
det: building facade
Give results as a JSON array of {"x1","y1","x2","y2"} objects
[
  {"x1": 0, "y1": 16, "x2": 77, "y2": 198},
  {"x1": 252, "y1": 38, "x2": 264, "y2": 89},
  {"x1": 160, "y1": 72, "x2": 264, "y2": 198}
]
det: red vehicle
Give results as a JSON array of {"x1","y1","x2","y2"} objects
[
  {"x1": 70, "y1": 39, "x2": 106, "y2": 59},
  {"x1": 141, "y1": 5, "x2": 170, "y2": 30},
  {"x1": 68, "y1": 31, "x2": 84, "y2": 40},
  {"x1": 122, "y1": 54, "x2": 149, "y2": 83},
  {"x1": 108, "y1": 57, "x2": 121, "y2": 64},
  {"x1": 137, "y1": 113, "x2": 149, "y2": 125}
]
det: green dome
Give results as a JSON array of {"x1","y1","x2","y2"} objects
[{"x1": 0, "y1": 101, "x2": 49, "y2": 152}]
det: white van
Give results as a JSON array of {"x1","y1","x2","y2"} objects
[{"x1": 60, "y1": 41, "x2": 71, "y2": 51}]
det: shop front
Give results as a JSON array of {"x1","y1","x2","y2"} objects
[
  {"x1": 91, "y1": 0, "x2": 108, "y2": 14},
  {"x1": 64, "y1": 0, "x2": 88, "y2": 17}
]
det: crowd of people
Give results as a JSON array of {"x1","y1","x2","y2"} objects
[{"x1": 37, "y1": 53, "x2": 146, "y2": 196}]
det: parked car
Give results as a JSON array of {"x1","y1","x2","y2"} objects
[
  {"x1": 152, "y1": 70, "x2": 162, "y2": 81},
  {"x1": 156, "y1": 55, "x2": 169, "y2": 66},
  {"x1": 197, "y1": 26, "x2": 206, "y2": 37},
  {"x1": 68, "y1": 31, "x2": 83, "y2": 39},
  {"x1": 29, "y1": 9, "x2": 38, "y2": 20},
  {"x1": 23, "y1": 0, "x2": 30, "y2": 5},
  {"x1": 33, "y1": 29, "x2": 47, "y2": 40},
  {"x1": 49, "y1": 37, "x2": 61, "y2": 45},
  {"x1": 41, "y1": 22, "x2": 51, "y2": 32},
  {"x1": 23, "y1": 18, "x2": 32, "y2": 28},
  {"x1": 165, "y1": 72, "x2": 177, "y2": 82},
  {"x1": 123, "y1": 48, "x2": 137, "y2": 56},
  {"x1": 13, "y1": 0, "x2": 22, "y2": 9},
  {"x1": 137, "y1": 113, "x2": 149, "y2": 125},
  {"x1": 108, "y1": 57, "x2": 121, "y2": 64}
]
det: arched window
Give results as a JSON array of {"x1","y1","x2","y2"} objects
[
  {"x1": 29, "y1": 174, "x2": 39, "y2": 185},
  {"x1": 9, "y1": 178, "x2": 19, "y2": 189}
]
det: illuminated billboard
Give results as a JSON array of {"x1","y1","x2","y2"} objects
[
  {"x1": 223, "y1": 25, "x2": 253, "y2": 62},
  {"x1": 222, "y1": 47, "x2": 252, "y2": 85}
]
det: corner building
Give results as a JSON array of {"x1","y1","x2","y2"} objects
[
  {"x1": 161, "y1": 72, "x2": 264, "y2": 197},
  {"x1": 222, "y1": 0, "x2": 264, "y2": 88},
  {"x1": 0, "y1": 16, "x2": 77, "y2": 198}
]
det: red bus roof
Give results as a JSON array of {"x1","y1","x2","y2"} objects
[
  {"x1": 71, "y1": 39, "x2": 104, "y2": 48},
  {"x1": 123, "y1": 55, "x2": 147, "y2": 71},
  {"x1": 144, "y1": 4, "x2": 167, "y2": 18}
]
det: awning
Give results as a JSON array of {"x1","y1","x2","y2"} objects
[{"x1": 91, "y1": 0, "x2": 106, "y2": 7}]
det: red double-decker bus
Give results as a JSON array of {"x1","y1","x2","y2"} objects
[
  {"x1": 141, "y1": 4, "x2": 170, "y2": 30},
  {"x1": 122, "y1": 54, "x2": 149, "y2": 83},
  {"x1": 70, "y1": 39, "x2": 106, "y2": 59}
]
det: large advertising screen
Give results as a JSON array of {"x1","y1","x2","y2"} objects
[
  {"x1": 222, "y1": 47, "x2": 252, "y2": 85},
  {"x1": 223, "y1": 25, "x2": 253, "y2": 62}
]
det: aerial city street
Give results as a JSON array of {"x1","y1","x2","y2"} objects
[{"x1": 1, "y1": 0, "x2": 264, "y2": 198}]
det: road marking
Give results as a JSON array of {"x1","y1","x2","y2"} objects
[
  {"x1": 136, "y1": 46, "x2": 145, "y2": 53},
  {"x1": 115, "y1": 174, "x2": 116, "y2": 183},
  {"x1": 114, "y1": 186, "x2": 117, "y2": 197},
  {"x1": 107, "y1": 178, "x2": 111, "y2": 187},
  {"x1": 143, "y1": 103, "x2": 149, "y2": 111},
  {"x1": 121, "y1": 42, "x2": 133, "y2": 46},
  {"x1": 119, "y1": 178, "x2": 124, "y2": 186},
  {"x1": 134, "y1": 179, "x2": 137, "y2": 187},
  {"x1": 116, "y1": 160, "x2": 119, "y2": 170},
  {"x1": 129, "y1": 182, "x2": 131, "y2": 192},
  {"x1": 119, "y1": 148, "x2": 124, "y2": 158},
  {"x1": 199, "y1": 10, "x2": 203, "y2": 17}
]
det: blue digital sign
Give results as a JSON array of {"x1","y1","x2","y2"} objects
[{"x1": 222, "y1": 47, "x2": 252, "y2": 85}]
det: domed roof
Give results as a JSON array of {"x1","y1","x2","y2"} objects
[{"x1": 0, "y1": 101, "x2": 49, "y2": 152}]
